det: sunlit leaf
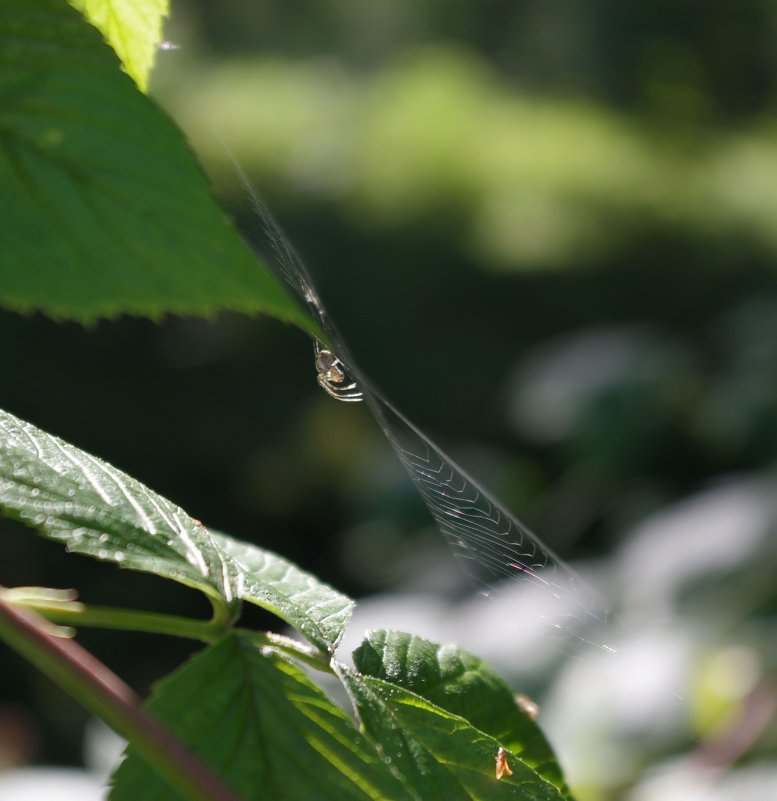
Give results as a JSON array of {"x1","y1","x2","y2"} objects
[
  {"x1": 0, "y1": 0, "x2": 315, "y2": 332},
  {"x1": 0, "y1": 407, "x2": 352, "y2": 651},
  {"x1": 354, "y1": 630, "x2": 571, "y2": 797},
  {"x1": 71, "y1": 0, "x2": 169, "y2": 90},
  {"x1": 340, "y1": 663, "x2": 566, "y2": 801},
  {"x1": 110, "y1": 633, "x2": 415, "y2": 801},
  {"x1": 213, "y1": 533, "x2": 354, "y2": 652}
]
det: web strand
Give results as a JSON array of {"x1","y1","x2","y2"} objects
[{"x1": 235, "y1": 165, "x2": 614, "y2": 654}]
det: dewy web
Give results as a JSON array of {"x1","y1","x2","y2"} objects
[{"x1": 241, "y1": 171, "x2": 615, "y2": 657}]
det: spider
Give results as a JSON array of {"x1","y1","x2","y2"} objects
[{"x1": 313, "y1": 341, "x2": 363, "y2": 402}]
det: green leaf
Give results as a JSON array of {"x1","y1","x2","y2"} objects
[
  {"x1": 212, "y1": 533, "x2": 354, "y2": 652},
  {"x1": 340, "y1": 664, "x2": 566, "y2": 801},
  {"x1": 0, "y1": 407, "x2": 235, "y2": 603},
  {"x1": 70, "y1": 0, "x2": 169, "y2": 91},
  {"x1": 0, "y1": 0, "x2": 315, "y2": 332},
  {"x1": 111, "y1": 632, "x2": 416, "y2": 801},
  {"x1": 353, "y1": 630, "x2": 572, "y2": 797},
  {"x1": 0, "y1": 407, "x2": 353, "y2": 652}
]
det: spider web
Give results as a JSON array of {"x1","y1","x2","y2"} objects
[
  {"x1": 238, "y1": 168, "x2": 614, "y2": 655},
  {"x1": 368, "y1": 392, "x2": 616, "y2": 655}
]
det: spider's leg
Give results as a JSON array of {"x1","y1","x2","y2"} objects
[
  {"x1": 319, "y1": 376, "x2": 349, "y2": 400},
  {"x1": 336, "y1": 385, "x2": 364, "y2": 400},
  {"x1": 317, "y1": 375, "x2": 337, "y2": 395},
  {"x1": 317, "y1": 373, "x2": 363, "y2": 402}
]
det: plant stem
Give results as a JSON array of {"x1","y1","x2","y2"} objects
[
  {"x1": 0, "y1": 595, "x2": 243, "y2": 801},
  {"x1": 57, "y1": 605, "x2": 222, "y2": 641},
  {"x1": 1, "y1": 589, "x2": 236, "y2": 643},
  {"x1": 3, "y1": 590, "x2": 333, "y2": 672}
]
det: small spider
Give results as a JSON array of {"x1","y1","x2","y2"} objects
[{"x1": 314, "y1": 341, "x2": 363, "y2": 402}]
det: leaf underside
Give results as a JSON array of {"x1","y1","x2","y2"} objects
[{"x1": 0, "y1": 0, "x2": 314, "y2": 330}]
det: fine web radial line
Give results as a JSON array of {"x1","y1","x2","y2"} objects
[
  {"x1": 366, "y1": 393, "x2": 596, "y2": 607},
  {"x1": 237, "y1": 170, "x2": 611, "y2": 649}
]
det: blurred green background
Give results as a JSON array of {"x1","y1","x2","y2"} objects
[{"x1": 2, "y1": 2, "x2": 777, "y2": 799}]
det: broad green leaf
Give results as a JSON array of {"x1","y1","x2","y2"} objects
[
  {"x1": 0, "y1": 407, "x2": 235, "y2": 603},
  {"x1": 340, "y1": 665, "x2": 566, "y2": 801},
  {"x1": 71, "y1": 0, "x2": 169, "y2": 91},
  {"x1": 111, "y1": 632, "x2": 416, "y2": 801},
  {"x1": 0, "y1": 0, "x2": 315, "y2": 332},
  {"x1": 212, "y1": 533, "x2": 354, "y2": 652},
  {"x1": 0, "y1": 407, "x2": 353, "y2": 651},
  {"x1": 354, "y1": 630, "x2": 571, "y2": 797}
]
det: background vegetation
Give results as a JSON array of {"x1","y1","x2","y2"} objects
[{"x1": 2, "y1": 2, "x2": 776, "y2": 799}]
